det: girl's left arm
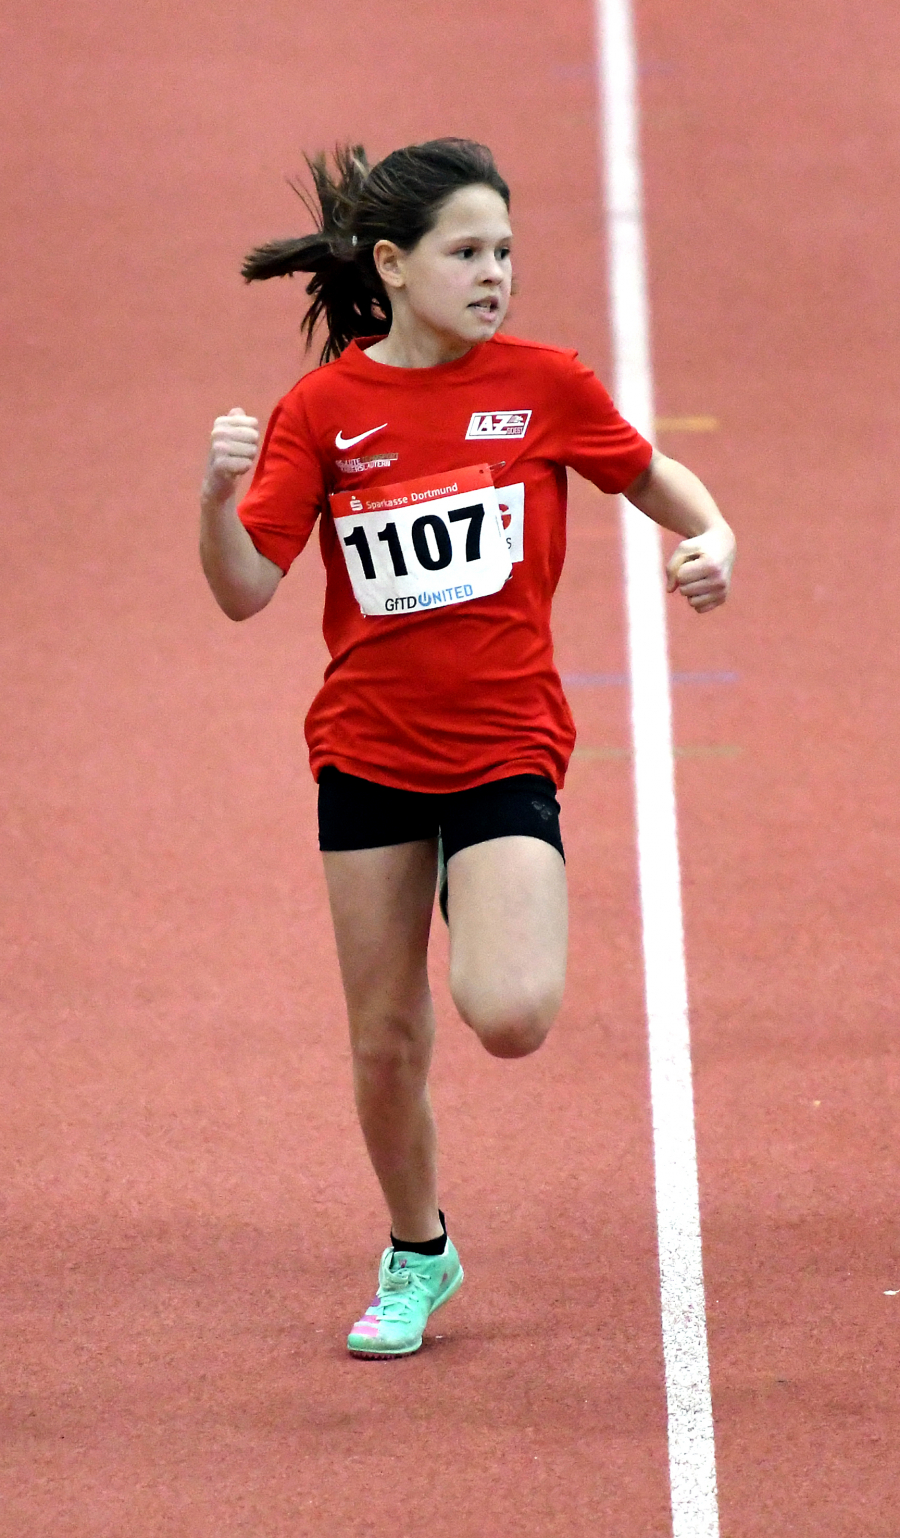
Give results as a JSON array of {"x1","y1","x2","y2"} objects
[{"x1": 624, "y1": 449, "x2": 736, "y2": 613}]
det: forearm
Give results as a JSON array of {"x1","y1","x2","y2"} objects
[
  {"x1": 199, "y1": 483, "x2": 282, "y2": 621},
  {"x1": 624, "y1": 449, "x2": 735, "y2": 613},
  {"x1": 625, "y1": 450, "x2": 729, "y2": 539}
]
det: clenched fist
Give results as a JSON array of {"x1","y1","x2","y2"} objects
[
  {"x1": 203, "y1": 407, "x2": 260, "y2": 500},
  {"x1": 666, "y1": 523, "x2": 735, "y2": 614}
]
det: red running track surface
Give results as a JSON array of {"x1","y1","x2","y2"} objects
[{"x1": 1, "y1": 1, "x2": 898, "y2": 1533}]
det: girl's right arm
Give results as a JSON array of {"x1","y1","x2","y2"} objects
[{"x1": 199, "y1": 408, "x2": 283, "y2": 620}]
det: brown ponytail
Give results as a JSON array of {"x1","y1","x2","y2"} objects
[{"x1": 241, "y1": 138, "x2": 510, "y2": 363}]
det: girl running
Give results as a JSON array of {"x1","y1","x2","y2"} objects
[{"x1": 199, "y1": 139, "x2": 735, "y2": 1358}]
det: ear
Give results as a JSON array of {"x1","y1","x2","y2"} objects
[{"x1": 372, "y1": 238, "x2": 407, "y2": 292}]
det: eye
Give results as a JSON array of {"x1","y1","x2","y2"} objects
[
  {"x1": 497, "y1": 245, "x2": 512, "y2": 261},
  {"x1": 456, "y1": 246, "x2": 476, "y2": 259}
]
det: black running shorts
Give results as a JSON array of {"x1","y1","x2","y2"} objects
[{"x1": 317, "y1": 767, "x2": 564, "y2": 863}]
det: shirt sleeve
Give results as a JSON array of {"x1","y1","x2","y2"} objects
[
  {"x1": 553, "y1": 354, "x2": 653, "y2": 493},
  {"x1": 237, "y1": 390, "x2": 325, "y2": 574}
]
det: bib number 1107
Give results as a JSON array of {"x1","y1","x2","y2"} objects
[
  {"x1": 344, "y1": 502, "x2": 484, "y2": 578},
  {"x1": 330, "y1": 465, "x2": 512, "y2": 617}
]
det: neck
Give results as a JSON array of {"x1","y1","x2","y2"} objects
[{"x1": 365, "y1": 315, "x2": 476, "y2": 369}]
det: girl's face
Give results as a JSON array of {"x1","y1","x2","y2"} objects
[{"x1": 374, "y1": 185, "x2": 513, "y2": 354}]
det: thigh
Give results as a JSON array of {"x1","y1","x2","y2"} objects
[
  {"x1": 440, "y1": 774, "x2": 567, "y2": 1002},
  {"x1": 322, "y1": 841, "x2": 439, "y2": 1030},
  {"x1": 319, "y1": 767, "x2": 442, "y2": 1046},
  {"x1": 446, "y1": 835, "x2": 568, "y2": 1025}
]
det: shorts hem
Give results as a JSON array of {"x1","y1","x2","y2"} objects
[{"x1": 309, "y1": 752, "x2": 563, "y2": 796}]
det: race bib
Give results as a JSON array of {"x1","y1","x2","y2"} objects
[
  {"x1": 497, "y1": 483, "x2": 525, "y2": 563},
  {"x1": 330, "y1": 464, "x2": 512, "y2": 617}
]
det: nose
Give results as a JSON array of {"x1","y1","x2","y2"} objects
[{"x1": 480, "y1": 252, "x2": 507, "y2": 285}]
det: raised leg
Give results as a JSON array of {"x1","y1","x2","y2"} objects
[{"x1": 446, "y1": 836, "x2": 568, "y2": 1058}]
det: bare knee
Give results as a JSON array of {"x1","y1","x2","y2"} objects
[
  {"x1": 452, "y1": 985, "x2": 560, "y2": 1059},
  {"x1": 350, "y1": 1009, "x2": 434, "y2": 1085}
]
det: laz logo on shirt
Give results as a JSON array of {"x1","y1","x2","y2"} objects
[{"x1": 465, "y1": 410, "x2": 532, "y2": 440}]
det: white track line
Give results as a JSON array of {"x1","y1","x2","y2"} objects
[{"x1": 594, "y1": 2, "x2": 721, "y2": 1534}]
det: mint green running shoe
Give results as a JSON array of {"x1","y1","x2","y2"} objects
[{"x1": 347, "y1": 1241, "x2": 464, "y2": 1358}]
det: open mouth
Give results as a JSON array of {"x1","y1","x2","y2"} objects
[{"x1": 469, "y1": 297, "x2": 500, "y2": 319}]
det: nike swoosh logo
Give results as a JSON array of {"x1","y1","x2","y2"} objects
[{"x1": 335, "y1": 423, "x2": 388, "y2": 451}]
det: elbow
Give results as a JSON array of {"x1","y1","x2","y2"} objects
[
  {"x1": 199, "y1": 548, "x2": 279, "y2": 622},
  {"x1": 220, "y1": 599, "x2": 256, "y2": 623},
  {"x1": 199, "y1": 571, "x2": 251, "y2": 621},
  {"x1": 214, "y1": 588, "x2": 270, "y2": 622},
  {"x1": 201, "y1": 572, "x2": 270, "y2": 622}
]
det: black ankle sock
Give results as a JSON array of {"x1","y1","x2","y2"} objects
[{"x1": 391, "y1": 1209, "x2": 447, "y2": 1256}]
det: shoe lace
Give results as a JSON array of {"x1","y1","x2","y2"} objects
[{"x1": 373, "y1": 1263, "x2": 422, "y2": 1322}]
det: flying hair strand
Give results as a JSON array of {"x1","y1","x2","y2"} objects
[{"x1": 241, "y1": 138, "x2": 510, "y2": 363}]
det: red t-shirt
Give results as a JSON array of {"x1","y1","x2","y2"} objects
[{"x1": 238, "y1": 333, "x2": 652, "y2": 792}]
